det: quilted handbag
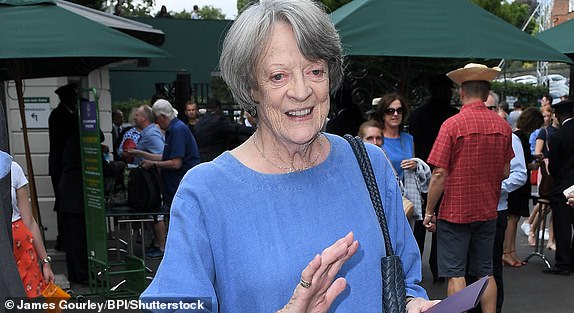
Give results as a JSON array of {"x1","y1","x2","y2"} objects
[{"x1": 344, "y1": 135, "x2": 406, "y2": 313}]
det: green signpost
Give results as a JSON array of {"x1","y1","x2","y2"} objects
[
  {"x1": 78, "y1": 89, "x2": 146, "y2": 298},
  {"x1": 78, "y1": 91, "x2": 108, "y2": 262}
]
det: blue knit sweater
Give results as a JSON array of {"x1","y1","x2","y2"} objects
[{"x1": 141, "y1": 133, "x2": 427, "y2": 312}]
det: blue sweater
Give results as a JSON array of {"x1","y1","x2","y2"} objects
[
  {"x1": 142, "y1": 133, "x2": 427, "y2": 312},
  {"x1": 382, "y1": 132, "x2": 414, "y2": 179}
]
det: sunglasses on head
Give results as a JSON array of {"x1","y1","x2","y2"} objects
[{"x1": 384, "y1": 107, "x2": 404, "y2": 115}]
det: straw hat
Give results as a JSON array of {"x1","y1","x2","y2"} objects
[
  {"x1": 363, "y1": 97, "x2": 381, "y2": 117},
  {"x1": 446, "y1": 63, "x2": 501, "y2": 85}
]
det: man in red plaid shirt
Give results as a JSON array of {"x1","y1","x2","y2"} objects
[{"x1": 423, "y1": 64, "x2": 514, "y2": 313}]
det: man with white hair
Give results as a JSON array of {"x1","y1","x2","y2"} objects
[
  {"x1": 140, "y1": 99, "x2": 200, "y2": 258},
  {"x1": 143, "y1": 99, "x2": 200, "y2": 201}
]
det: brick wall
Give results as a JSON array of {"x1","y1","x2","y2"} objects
[{"x1": 552, "y1": 0, "x2": 574, "y2": 26}]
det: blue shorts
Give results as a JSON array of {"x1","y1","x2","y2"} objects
[{"x1": 437, "y1": 219, "x2": 496, "y2": 278}]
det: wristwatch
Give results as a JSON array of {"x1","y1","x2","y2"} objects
[{"x1": 41, "y1": 256, "x2": 52, "y2": 264}]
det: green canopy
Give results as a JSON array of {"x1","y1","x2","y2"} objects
[
  {"x1": 536, "y1": 19, "x2": 574, "y2": 55},
  {"x1": 0, "y1": 0, "x2": 170, "y2": 239},
  {"x1": 330, "y1": 0, "x2": 571, "y2": 63},
  {"x1": 0, "y1": 0, "x2": 170, "y2": 80}
]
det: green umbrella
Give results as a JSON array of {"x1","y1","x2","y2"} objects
[
  {"x1": 330, "y1": 0, "x2": 571, "y2": 63},
  {"x1": 536, "y1": 19, "x2": 574, "y2": 55},
  {"x1": 0, "y1": 0, "x2": 170, "y2": 235},
  {"x1": 0, "y1": 0, "x2": 170, "y2": 80}
]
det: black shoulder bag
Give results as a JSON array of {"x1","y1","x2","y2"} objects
[
  {"x1": 537, "y1": 128, "x2": 553, "y2": 201},
  {"x1": 343, "y1": 135, "x2": 406, "y2": 313}
]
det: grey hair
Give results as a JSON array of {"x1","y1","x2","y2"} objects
[
  {"x1": 220, "y1": 0, "x2": 344, "y2": 115},
  {"x1": 152, "y1": 99, "x2": 177, "y2": 120},
  {"x1": 489, "y1": 91, "x2": 500, "y2": 106},
  {"x1": 138, "y1": 105, "x2": 154, "y2": 123}
]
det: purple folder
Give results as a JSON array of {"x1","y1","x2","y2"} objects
[{"x1": 425, "y1": 276, "x2": 489, "y2": 313}]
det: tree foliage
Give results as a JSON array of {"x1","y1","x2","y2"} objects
[
  {"x1": 492, "y1": 81, "x2": 548, "y2": 106},
  {"x1": 123, "y1": 0, "x2": 155, "y2": 17},
  {"x1": 237, "y1": 0, "x2": 249, "y2": 14},
  {"x1": 471, "y1": 0, "x2": 537, "y2": 34},
  {"x1": 173, "y1": 10, "x2": 192, "y2": 19},
  {"x1": 200, "y1": 5, "x2": 226, "y2": 20}
]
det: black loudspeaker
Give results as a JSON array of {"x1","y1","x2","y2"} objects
[{"x1": 174, "y1": 72, "x2": 191, "y2": 121}]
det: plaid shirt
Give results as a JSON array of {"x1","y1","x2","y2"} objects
[{"x1": 427, "y1": 101, "x2": 514, "y2": 223}]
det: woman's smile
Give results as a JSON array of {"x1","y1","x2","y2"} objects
[{"x1": 286, "y1": 107, "x2": 313, "y2": 118}]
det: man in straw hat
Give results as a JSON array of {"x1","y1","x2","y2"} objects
[{"x1": 423, "y1": 63, "x2": 514, "y2": 313}]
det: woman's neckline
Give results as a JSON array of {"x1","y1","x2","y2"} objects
[{"x1": 382, "y1": 125, "x2": 401, "y2": 138}]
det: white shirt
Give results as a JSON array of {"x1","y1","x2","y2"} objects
[
  {"x1": 497, "y1": 133, "x2": 527, "y2": 211},
  {"x1": 11, "y1": 161, "x2": 28, "y2": 222}
]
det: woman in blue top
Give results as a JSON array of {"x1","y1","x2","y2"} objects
[
  {"x1": 141, "y1": 1, "x2": 437, "y2": 312},
  {"x1": 375, "y1": 93, "x2": 416, "y2": 180}
]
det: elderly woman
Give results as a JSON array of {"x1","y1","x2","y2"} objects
[{"x1": 141, "y1": 1, "x2": 436, "y2": 312}]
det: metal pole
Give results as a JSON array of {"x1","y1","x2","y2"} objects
[
  {"x1": 13, "y1": 67, "x2": 45, "y2": 241},
  {"x1": 498, "y1": 3, "x2": 542, "y2": 70}
]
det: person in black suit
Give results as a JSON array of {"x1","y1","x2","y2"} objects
[
  {"x1": 111, "y1": 110, "x2": 124, "y2": 161},
  {"x1": 193, "y1": 98, "x2": 254, "y2": 162},
  {"x1": 59, "y1": 130, "x2": 88, "y2": 284},
  {"x1": 326, "y1": 88, "x2": 365, "y2": 137},
  {"x1": 48, "y1": 83, "x2": 78, "y2": 251},
  {"x1": 545, "y1": 99, "x2": 574, "y2": 275}
]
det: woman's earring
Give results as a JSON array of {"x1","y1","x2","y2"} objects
[{"x1": 248, "y1": 106, "x2": 257, "y2": 118}]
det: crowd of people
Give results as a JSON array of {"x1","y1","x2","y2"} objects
[
  {"x1": 3, "y1": 1, "x2": 574, "y2": 312},
  {"x1": 353, "y1": 70, "x2": 573, "y2": 313}
]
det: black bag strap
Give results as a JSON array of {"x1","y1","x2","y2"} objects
[
  {"x1": 344, "y1": 135, "x2": 394, "y2": 256},
  {"x1": 544, "y1": 127, "x2": 550, "y2": 152}
]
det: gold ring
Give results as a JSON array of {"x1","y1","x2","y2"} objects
[{"x1": 299, "y1": 278, "x2": 311, "y2": 288}]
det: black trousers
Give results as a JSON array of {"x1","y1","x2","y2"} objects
[
  {"x1": 63, "y1": 213, "x2": 88, "y2": 283},
  {"x1": 551, "y1": 200, "x2": 574, "y2": 270},
  {"x1": 50, "y1": 174, "x2": 65, "y2": 248}
]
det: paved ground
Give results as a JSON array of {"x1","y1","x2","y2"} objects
[
  {"x1": 420, "y1": 216, "x2": 574, "y2": 313},
  {"x1": 45, "y1": 215, "x2": 574, "y2": 312}
]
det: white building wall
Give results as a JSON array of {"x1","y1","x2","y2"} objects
[{"x1": 4, "y1": 67, "x2": 112, "y2": 241}]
